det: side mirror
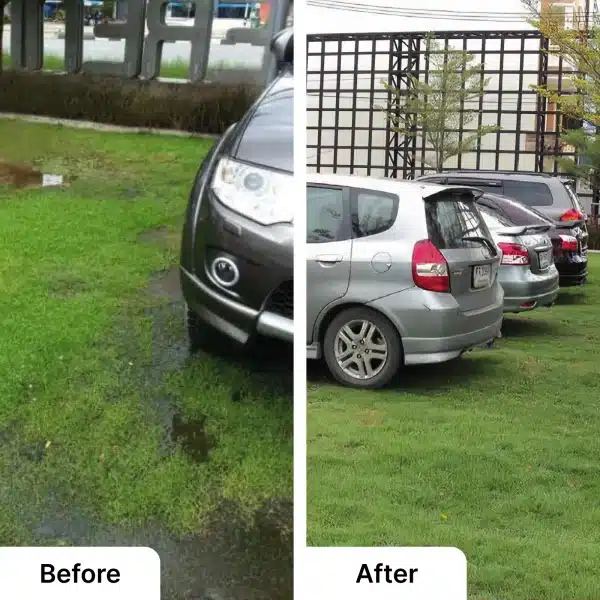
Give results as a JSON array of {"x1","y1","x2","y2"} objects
[{"x1": 270, "y1": 28, "x2": 293, "y2": 67}]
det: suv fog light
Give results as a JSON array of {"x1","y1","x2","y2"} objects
[{"x1": 211, "y1": 257, "x2": 240, "y2": 288}]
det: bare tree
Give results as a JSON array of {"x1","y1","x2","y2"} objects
[{"x1": 378, "y1": 34, "x2": 501, "y2": 172}]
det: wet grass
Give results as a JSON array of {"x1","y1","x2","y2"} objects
[
  {"x1": 307, "y1": 255, "x2": 600, "y2": 599},
  {"x1": 0, "y1": 121, "x2": 292, "y2": 599}
]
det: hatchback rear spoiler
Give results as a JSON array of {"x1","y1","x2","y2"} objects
[
  {"x1": 496, "y1": 224, "x2": 551, "y2": 236},
  {"x1": 552, "y1": 219, "x2": 585, "y2": 229},
  {"x1": 421, "y1": 186, "x2": 484, "y2": 201}
]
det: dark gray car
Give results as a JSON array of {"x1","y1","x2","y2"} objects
[
  {"x1": 416, "y1": 170, "x2": 587, "y2": 223},
  {"x1": 180, "y1": 29, "x2": 293, "y2": 352}
]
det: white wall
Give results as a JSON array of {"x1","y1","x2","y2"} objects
[{"x1": 307, "y1": 35, "x2": 569, "y2": 177}]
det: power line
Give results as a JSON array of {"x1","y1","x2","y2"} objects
[{"x1": 307, "y1": 0, "x2": 596, "y2": 23}]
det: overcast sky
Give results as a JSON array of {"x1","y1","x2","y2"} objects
[{"x1": 305, "y1": 0, "x2": 536, "y2": 34}]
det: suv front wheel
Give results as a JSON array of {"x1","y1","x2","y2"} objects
[{"x1": 323, "y1": 307, "x2": 402, "y2": 389}]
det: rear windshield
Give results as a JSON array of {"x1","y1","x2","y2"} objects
[
  {"x1": 425, "y1": 193, "x2": 495, "y2": 250},
  {"x1": 503, "y1": 180, "x2": 553, "y2": 207},
  {"x1": 491, "y1": 196, "x2": 552, "y2": 226},
  {"x1": 478, "y1": 205, "x2": 514, "y2": 230}
]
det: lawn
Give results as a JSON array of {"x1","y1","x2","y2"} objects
[
  {"x1": 0, "y1": 120, "x2": 292, "y2": 600},
  {"x1": 307, "y1": 255, "x2": 600, "y2": 599}
]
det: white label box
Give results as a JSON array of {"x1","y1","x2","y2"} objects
[
  {"x1": 297, "y1": 547, "x2": 467, "y2": 599},
  {"x1": 0, "y1": 547, "x2": 160, "y2": 599}
]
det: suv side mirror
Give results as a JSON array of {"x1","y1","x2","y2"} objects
[{"x1": 270, "y1": 28, "x2": 293, "y2": 67}]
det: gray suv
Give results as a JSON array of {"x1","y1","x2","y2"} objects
[
  {"x1": 180, "y1": 30, "x2": 293, "y2": 352},
  {"x1": 306, "y1": 174, "x2": 505, "y2": 389}
]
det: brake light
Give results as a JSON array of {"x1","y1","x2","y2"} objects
[
  {"x1": 412, "y1": 239, "x2": 450, "y2": 293},
  {"x1": 497, "y1": 242, "x2": 530, "y2": 266},
  {"x1": 560, "y1": 209, "x2": 585, "y2": 221},
  {"x1": 559, "y1": 234, "x2": 578, "y2": 251}
]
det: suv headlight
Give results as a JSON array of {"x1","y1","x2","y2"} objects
[{"x1": 211, "y1": 157, "x2": 294, "y2": 226}]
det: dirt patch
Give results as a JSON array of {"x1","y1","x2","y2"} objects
[
  {"x1": 139, "y1": 226, "x2": 170, "y2": 244},
  {"x1": 138, "y1": 227, "x2": 181, "y2": 251},
  {"x1": 48, "y1": 276, "x2": 89, "y2": 299},
  {"x1": 0, "y1": 160, "x2": 43, "y2": 188},
  {"x1": 148, "y1": 267, "x2": 182, "y2": 301}
]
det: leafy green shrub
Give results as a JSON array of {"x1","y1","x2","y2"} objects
[
  {"x1": 0, "y1": 71, "x2": 259, "y2": 134},
  {"x1": 587, "y1": 227, "x2": 600, "y2": 250}
]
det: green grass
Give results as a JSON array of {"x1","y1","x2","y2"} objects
[
  {"x1": 1, "y1": 53, "x2": 242, "y2": 79},
  {"x1": 307, "y1": 258, "x2": 600, "y2": 599},
  {"x1": 0, "y1": 120, "x2": 292, "y2": 544}
]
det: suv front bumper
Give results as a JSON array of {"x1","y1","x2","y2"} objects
[{"x1": 181, "y1": 267, "x2": 293, "y2": 344}]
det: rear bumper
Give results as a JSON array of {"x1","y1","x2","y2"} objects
[
  {"x1": 500, "y1": 266, "x2": 560, "y2": 312},
  {"x1": 367, "y1": 285, "x2": 505, "y2": 366},
  {"x1": 402, "y1": 318, "x2": 503, "y2": 365},
  {"x1": 556, "y1": 259, "x2": 588, "y2": 286}
]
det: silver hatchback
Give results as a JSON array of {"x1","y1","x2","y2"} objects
[
  {"x1": 306, "y1": 174, "x2": 504, "y2": 389},
  {"x1": 477, "y1": 204, "x2": 560, "y2": 313}
]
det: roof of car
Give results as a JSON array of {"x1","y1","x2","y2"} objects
[
  {"x1": 307, "y1": 173, "x2": 458, "y2": 197},
  {"x1": 418, "y1": 170, "x2": 566, "y2": 184}
]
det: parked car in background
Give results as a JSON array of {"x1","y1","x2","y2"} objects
[
  {"x1": 475, "y1": 193, "x2": 588, "y2": 287},
  {"x1": 416, "y1": 169, "x2": 588, "y2": 222},
  {"x1": 475, "y1": 196, "x2": 559, "y2": 312},
  {"x1": 306, "y1": 175, "x2": 504, "y2": 389},
  {"x1": 180, "y1": 28, "x2": 294, "y2": 353}
]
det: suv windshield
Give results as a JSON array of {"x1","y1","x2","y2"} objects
[{"x1": 234, "y1": 76, "x2": 293, "y2": 173}]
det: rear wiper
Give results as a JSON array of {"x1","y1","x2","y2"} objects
[{"x1": 461, "y1": 236, "x2": 497, "y2": 256}]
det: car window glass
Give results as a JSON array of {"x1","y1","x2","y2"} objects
[
  {"x1": 353, "y1": 190, "x2": 398, "y2": 238},
  {"x1": 478, "y1": 205, "x2": 513, "y2": 229},
  {"x1": 425, "y1": 194, "x2": 495, "y2": 251},
  {"x1": 503, "y1": 181, "x2": 553, "y2": 206},
  {"x1": 494, "y1": 196, "x2": 551, "y2": 226},
  {"x1": 307, "y1": 186, "x2": 345, "y2": 243}
]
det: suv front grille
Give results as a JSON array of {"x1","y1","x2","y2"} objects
[{"x1": 265, "y1": 280, "x2": 293, "y2": 319}]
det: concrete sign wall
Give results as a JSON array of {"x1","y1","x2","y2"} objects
[{"x1": 5, "y1": 0, "x2": 292, "y2": 85}]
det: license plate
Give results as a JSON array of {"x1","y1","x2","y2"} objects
[
  {"x1": 538, "y1": 250, "x2": 551, "y2": 269},
  {"x1": 473, "y1": 264, "x2": 491, "y2": 289}
]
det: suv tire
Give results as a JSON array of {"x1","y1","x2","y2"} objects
[
  {"x1": 186, "y1": 305, "x2": 240, "y2": 356},
  {"x1": 323, "y1": 307, "x2": 402, "y2": 389}
]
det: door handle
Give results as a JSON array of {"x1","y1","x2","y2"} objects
[{"x1": 315, "y1": 254, "x2": 343, "y2": 264}]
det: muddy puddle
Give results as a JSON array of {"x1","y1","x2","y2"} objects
[
  {"x1": 148, "y1": 267, "x2": 183, "y2": 302},
  {"x1": 0, "y1": 161, "x2": 43, "y2": 188},
  {"x1": 31, "y1": 498, "x2": 292, "y2": 600},
  {"x1": 0, "y1": 160, "x2": 68, "y2": 189}
]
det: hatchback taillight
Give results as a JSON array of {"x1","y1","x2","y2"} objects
[
  {"x1": 412, "y1": 239, "x2": 450, "y2": 293},
  {"x1": 560, "y1": 209, "x2": 585, "y2": 222},
  {"x1": 559, "y1": 234, "x2": 578, "y2": 251},
  {"x1": 497, "y1": 242, "x2": 530, "y2": 266}
]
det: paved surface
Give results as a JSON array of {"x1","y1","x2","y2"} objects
[
  {"x1": 2, "y1": 33, "x2": 265, "y2": 69},
  {"x1": 2, "y1": 19, "x2": 266, "y2": 67}
]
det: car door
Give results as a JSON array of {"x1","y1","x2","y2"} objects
[{"x1": 306, "y1": 184, "x2": 352, "y2": 344}]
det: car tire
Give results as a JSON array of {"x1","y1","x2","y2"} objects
[
  {"x1": 323, "y1": 307, "x2": 402, "y2": 389},
  {"x1": 186, "y1": 305, "x2": 215, "y2": 353}
]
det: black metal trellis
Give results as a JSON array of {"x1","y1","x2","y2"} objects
[{"x1": 306, "y1": 29, "x2": 598, "y2": 217}]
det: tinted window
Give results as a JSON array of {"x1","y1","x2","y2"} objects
[
  {"x1": 353, "y1": 190, "x2": 398, "y2": 238},
  {"x1": 491, "y1": 196, "x2": 551, "y2": 226},
  {"x1": 446, "y1": 178, "x2": 503, "y2": 194},
  {"x1": 307, "y1": 186, "x2": 345, "y2": 243},
  {"x1": 478, "y1": 205, "x2": 514, "y2": 230},
  {"x1": 234, "y1": 76, "x2": 293, "y2": 173},
  {"x1": 425, "y1": 194, "x2": 495, "y2": 251},
  {"x1": 503, "y1": 181, "x2": 553, "y2": 206}
]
